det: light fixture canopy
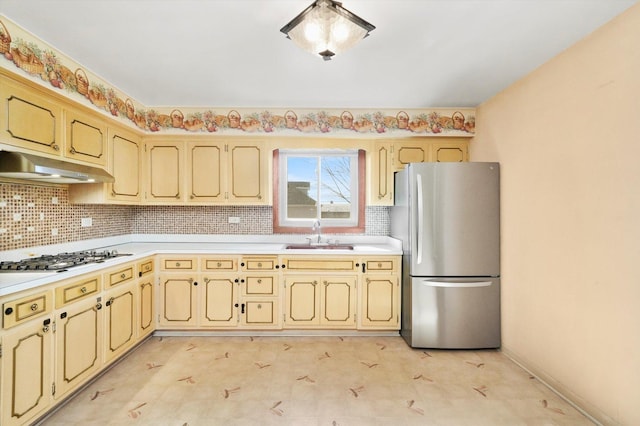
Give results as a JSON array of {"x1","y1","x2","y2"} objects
[{"x1": 280, "y1": 0, "x2": 375, "y2": 61}]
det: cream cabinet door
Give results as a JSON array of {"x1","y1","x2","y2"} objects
[
  {"x1": 200, "y1": 275, "x2": 238, "y2": 327},
  {"x1": 103, "y1": 283, "x2": 136, "y2": 364},
  {"x1": 138, "y1": 279, "x2": 155, "y2": 339},
  {"x1": 158, "y1": 274, "x2": 198, "y2": 327},
  {"x1": 55, "y1": 296, "x2": 103, "y2": 398},
  {"x1": 369, "y1": 141, "x2": 393, "y2": 205},
  {"x1": 65, "y1": 108, "x2": 107, "y2": 166},
  {"x1": 227, "y1": 142, "x2": 267, "y2": 204},
  {"x1": 187, "y1": 141, "x2": 225, "y2": 202},
  {"x1": 320, "y1": 276, "x2": 356, "y2": 328},
  {"x1": 359, "y1": 275, "x2": 400, "y2": 329},
  {"x1": 430, "y1": 140, "x2": 469, "y2": 162},
  {"x1": 146, "y1": 141, "x2": 184, "y2": 203},
  {"x1": 393, "y1": 142, "x2": 428, "y2": 171},
  {"x1": 284, "y1": 276, "x2": 320, "y2": 326},
  {"x1": 0, "y1": 77, "x2": 63, "y2": 155},
  {"x1": 109, "y1": 129, "x2": 142, "y2": 202},
  {"x1": 1, "y1": 317, "x2": 53, "y2": 426},
  {"x1": 241, "y1": 299, "x2": 280, "y2": 328}
]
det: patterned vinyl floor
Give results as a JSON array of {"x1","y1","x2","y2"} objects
[{"x1": 41, "y1": 336, "x2": 594, "y2": 425}]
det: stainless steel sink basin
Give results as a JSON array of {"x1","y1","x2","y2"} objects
[{"x1": 285, "y1": 244, "x2": 354, "y2": 250}]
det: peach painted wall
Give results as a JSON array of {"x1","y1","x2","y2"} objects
[{"x1": 471, "y1": 4, "x2": 639, "y2": 425}]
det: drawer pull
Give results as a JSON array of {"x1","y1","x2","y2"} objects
[
  {"x1": 175, "y1": 262, "x2": 181, "y2": 267},
  {"x1": 81, "y1": 286, "x2": 88, "y2": 294},
  {"x1": 257, "y1": 262, "x2": 262, "y2": 267},
  {"x1": 378, "y1": 263, "x2": 382, "y2": 268},
  {"x1": 30, "y1": 303, "x2": 39, "y2": 311},
  {"x1": 120, "y1": 273, "x2": 126, "y2": 279},
  {"x1": 257, "y1": 279, "x2": 262, "y2": 284},
  {"x1": 5, "y1": 307, "x2": 13, "y2": 315},
  {"x1": 217, "y1": 262, "x2": 222, "y2": 267}
]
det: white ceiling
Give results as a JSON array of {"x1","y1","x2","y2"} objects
[{"x1": 1, "y1": 0, "x2": 635, "y2": 109}]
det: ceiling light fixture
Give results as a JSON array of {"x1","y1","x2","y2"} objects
[{"x1": 280, "y1": 0, "x2": 375, "y2": 61}]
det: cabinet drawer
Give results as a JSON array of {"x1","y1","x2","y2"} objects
[
  {"x1": 244, "y1": 275, "x2": 277, "y2": 296},
  {"x1": 242, "y1": 257, "x2": 277, "y2": 271},
  {"x1": 160, "y1": 257, "x2": 197, "y2": 271},
  {"x1": 138, "y1": 258, "x2": 154, "y2": 277},
  {"x1": 284, "y1": 258, "x2": 356, "y2": 271},
  {"x1": 55, "y1": 275, "x2": 101, "y2": 308},
  {"x1": 105, "y1": 265, "x2": 135, "y2": 287},
  {"x1": 365, "y1": 260, "x2": 395, "y2": 271},
  {"x1": 2, "y1": 291, "x2": 52, "y2": 329},
  {"x1": 202, "y1": 258, "x2": 237, "y2": 271}
]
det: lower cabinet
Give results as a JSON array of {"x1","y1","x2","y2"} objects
[
  {"x1": 284, "y1": 275, "x2": 357, "y2": 328},
  {"x1": 54, "y1": 295, "x2": 103, "y2": 398},
  {"x1": 104, "y1": 282, "x2": 136, "y2": 364},
  {"x1": 138, "y1": 278, "x2": 155, "y2": 338},
  {"x1": 359, "y1": 275, "x2": 400, "y2": 329},
  {"x1": 158, "y1": 274, "x2": 198, "y2": 327},
  {"x1": 200, "y1": 274, "x2": 238, "y2": 327},
  {"x1": 0, "y1": 316, "x2": 54, "y2": 426}
]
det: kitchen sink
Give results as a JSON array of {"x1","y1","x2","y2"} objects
[{"x1": 285, "y1": 244, "x2": 354, "y2": 250}]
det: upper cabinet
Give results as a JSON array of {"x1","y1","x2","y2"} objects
[
  {"x1": 0, "y1": 74, "x2": 108, "y2": 168},
  {"x1": 64, "y1": 107, "x2": 107, "y2": 167},
  {"x1": 146, "y1": 138, "x2": 269, "y2": 205},
  {"x1": 0, "y1": 76, "x2": 63, "y2": 155},
  {"x1": 145, "y1": 139, "x2": 184, "y2": 203},
  {"x1": 68, "y1": 125, "x2": 142, "y2": 204},
  {"x1": 369, "y1": 137, "x2": 469, "y2": 206}
]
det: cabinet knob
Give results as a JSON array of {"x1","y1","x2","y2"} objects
[
  {"x1": 70, "y1": 147, "x2": 77, "y2": 154},
  {"x1": 217, "y1": 262, "x2": 222, "y2": 267},
  {"x1": 257, "y1": 279, "x2": 262, "y2": 284},
  {"x1": 95, "y1": 303, "x2": 102, "y2": 310},
  {"x1": 257, "y1": 262, "x2": 262, "y2": 267},
  {"x1": 51, "y1": 143, "x2": 60, "y2": 151},
  {"x1": 240, "y1": 262, "x2": 245, "y2": 267},
  {"x1": 42, "y1": 325, "x2": 50, "y2": 333},
  {"x1": 30, "y1": 303, "x2": 39, "y2": 311},
  {"x1": 120, "y1": 273, "x2": 126, "y2": 279},
  {"x1": 193, "y1": 282, "x2": 198, "y2": 286},
  {"x1": 4, "y1": 307, "x2": 13, "y2": 315},
  {"x1": 176, "y1": 262, "x2": 181, "y2": 267},
  {"x1": 80, "y1": 286, "x2": 87, "y2": 294},
  {"x1": 204, "y1": 277, "x2": 210, "y2": 283}
]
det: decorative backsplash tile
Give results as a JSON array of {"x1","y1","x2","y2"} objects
[{"x1": 0, "y1": 183, "x2": 390, "y2": 251}]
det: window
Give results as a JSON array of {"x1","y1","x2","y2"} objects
[{"x1": 273, "y1": 149, "x2": 365, "y2": 233}]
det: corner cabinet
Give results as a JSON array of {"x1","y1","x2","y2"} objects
[{"x1": 68, "y1": 125, "x2": 143, "y2": 204}]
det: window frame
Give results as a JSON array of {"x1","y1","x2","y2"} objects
[{"x1": 272, "y1": 148, "x2": 365, "y2": 234}]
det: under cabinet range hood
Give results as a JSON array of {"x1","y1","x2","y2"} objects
[{"x1": 0, "y1": 151, "x2": 114, "y2": 184}]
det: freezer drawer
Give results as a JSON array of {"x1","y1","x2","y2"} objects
[{"x1": 402, "y1": 277, "x2": 500, "y2": 349}]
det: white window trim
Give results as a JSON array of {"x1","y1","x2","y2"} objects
[{"x1": 277, "y1": 149, "x2": 360, "y2": 228}]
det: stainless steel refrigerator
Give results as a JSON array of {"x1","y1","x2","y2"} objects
[{"x1": 391, "y1": 162, "x2": 500, "y2": 349}]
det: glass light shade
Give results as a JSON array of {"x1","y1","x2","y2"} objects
[{"x1": 281, "y1": 0, "x2": 375, "y2": 60}]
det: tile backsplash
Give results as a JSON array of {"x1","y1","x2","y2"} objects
[{"x1": 1, "y1": 183, "x2": 390, "y2": 251}]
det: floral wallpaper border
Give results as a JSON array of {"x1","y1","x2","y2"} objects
[{"x1": 0, "y1": 15, "x2": 475, "y2": 137}]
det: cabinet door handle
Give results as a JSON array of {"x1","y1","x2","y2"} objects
[
  {"x1": 106, "y1": 297, "x2": 115, "y2": 306},
  {"x1": 241, "y1": 303, "x2": 245, "y2": 314},
  {"x1": 362, "y1": 263, "x2": 366, "y2": 273}
]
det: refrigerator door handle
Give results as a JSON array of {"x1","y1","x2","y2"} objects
[
  {"x1": 420, "y1": 280, "x2": 493, "y2": 288},
  {"x1": 416, "y1": 173, "x2": 424, "y2": 265}
]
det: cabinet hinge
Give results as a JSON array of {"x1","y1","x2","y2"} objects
[
  {"x1": 0, "y1": 343, "x2": 2, "y2": 358},
  {"x1": 52, "y1": 382, "x2": 56, "y2": 396},
  {"x1": 53, "y1": 321, "x2": 57, "y2": 333},
  {"x1": 225, "y1": 144, "x2": 228, "y2": 152},
  {"x1": 283, "y1": 313, "x2": 286, "y2": 323}
]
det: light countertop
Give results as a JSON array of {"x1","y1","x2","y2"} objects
[{"x1": 0, "y1": 235, "x2": 402, "y2": 297}]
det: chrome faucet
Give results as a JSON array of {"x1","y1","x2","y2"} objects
[{"x1": 312, "y1": 219, "x2": 322, "y2": 244}]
